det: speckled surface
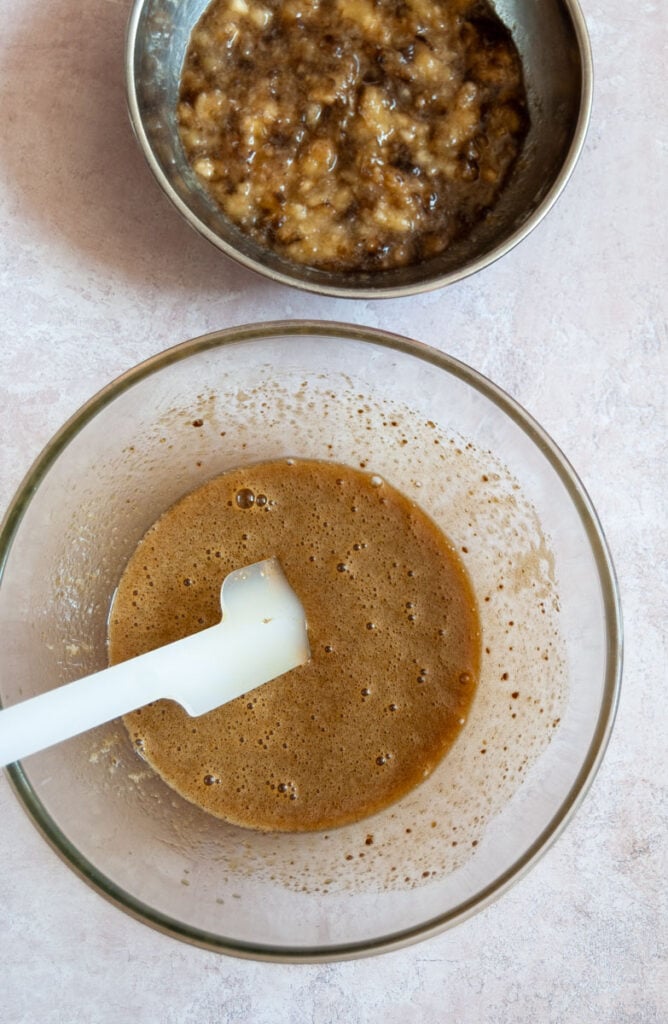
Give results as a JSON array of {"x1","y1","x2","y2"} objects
[{"x1": 0, "y1": 0, "x2": 665, "y2": 1020}]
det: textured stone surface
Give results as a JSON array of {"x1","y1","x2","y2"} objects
[{"x1": 0, "y1": 0, "x2": 665, "y2": 1020}]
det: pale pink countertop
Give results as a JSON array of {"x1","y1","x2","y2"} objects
[{"x1": 0, "y1": 0, "x2": 665, "y2": 1020}]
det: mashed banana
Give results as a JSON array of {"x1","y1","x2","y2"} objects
[{"x1": 178, "y1": 0, "x2": 528, "y2": 272}]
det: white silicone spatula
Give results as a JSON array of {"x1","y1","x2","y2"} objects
[{"x1": 0, "y1": 557, "x2": 310, "y2": 766}]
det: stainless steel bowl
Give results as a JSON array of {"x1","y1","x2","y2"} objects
[{"x1": 126, "y1": 1, "x2": 592, "y2": 298}]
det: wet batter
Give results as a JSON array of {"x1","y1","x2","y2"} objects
[{"x1": 108, "y1": 459, "x2": 480, "y2": 831}]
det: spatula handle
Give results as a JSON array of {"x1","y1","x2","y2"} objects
[
  {"x1": 0, "y1": 559, "x2": 309, "y2": 766},
  {"x1": 0, "y1": 626, "x2": 220, "y2": 766},
  {"x1": 0, "y1": 638, "x2": 182, "y2": 770}
]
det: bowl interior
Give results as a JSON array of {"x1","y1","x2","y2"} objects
[
  {"x1": 127, "y1": 0, "x2": 592, "y2": 296},
  {"x1": 0, "y1": 324, "x2": 619, "y2": 959}
]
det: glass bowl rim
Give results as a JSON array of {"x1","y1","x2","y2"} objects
[{"x1": 0, "y1": 320, "x2": 622, "y2": 961}]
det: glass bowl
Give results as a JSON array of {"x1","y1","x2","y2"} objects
[
  {"x1": 125, "y1": 0, "x2": 593, "y2": 298},
  {"x1": 0, "y1": 322, "x2": 621, "y2": 960}
]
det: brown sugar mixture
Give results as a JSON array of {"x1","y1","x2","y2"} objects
[
  {"x1": 108, "y1": 459, "x2": 481, "y2": 831},
  {"x1": 177, "y1": 0, "x2": 528, "y2": 271}
]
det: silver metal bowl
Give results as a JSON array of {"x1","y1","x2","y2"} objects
[{"x1": 126, "y1": 0, "x2": 592, "y2": 298}]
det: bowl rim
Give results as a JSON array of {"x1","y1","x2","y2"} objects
[
  {"x1": 0, "y1": 321, "x2": 622, "y2": 961},
  {"x1": 124, "y1": 0, "x2": 594, "y2": 298}
]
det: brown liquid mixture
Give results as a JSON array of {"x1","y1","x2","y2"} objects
[{"x1": 108, "y1": 459, "x2": 480, "y2": 831}]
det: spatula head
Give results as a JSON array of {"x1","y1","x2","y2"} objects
[{"x1": 179, "y1": 558, "x2": 311, "y2": 716}]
